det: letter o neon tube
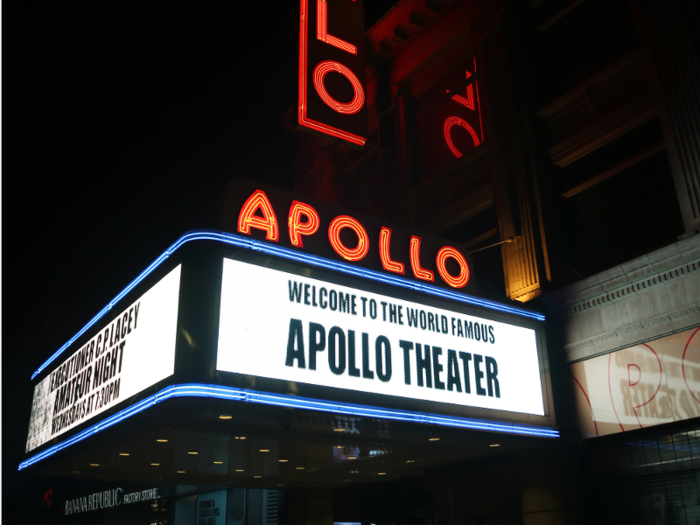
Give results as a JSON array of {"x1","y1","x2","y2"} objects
[
  {"x1": 328, "y1": 216, "x2": 369, "y2": 261},
  {"x1": 443, "y1": 116, "x2": 481, "y2": 159},
  {"x1": 436, "y1": 246, "x2": 470, "y2": 288},
  {"x1": 313, "y1": 61, "x2": 365, "y2": 115}
]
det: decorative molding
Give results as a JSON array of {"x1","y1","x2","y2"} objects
[
  {"x1": 554, "y1": 256, "x2": 700, "y2": 319},
  {"x1": 482, "y1": 22, "x2": 541, "y2": 303},
  {"x1": 563, "y1": 306, "x2": 700, "y2": 356}
]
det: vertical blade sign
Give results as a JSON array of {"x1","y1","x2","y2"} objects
[{"x1": 298, "y1": 0, "x2": 368, "y2": 145}]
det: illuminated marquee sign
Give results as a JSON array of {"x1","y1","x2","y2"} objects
[
  {"x1": 25, "y1": 266, "x2": 181, "y2": 453},
  {"x1": 217, "y1": 259, "x2": 545, "y2": 416},
  {"x1": 298, "y1": 0, "x2": 368, "y2": 145},
  {"x1": 226, "y1": 180, "x2": 475, "y2": 291}
]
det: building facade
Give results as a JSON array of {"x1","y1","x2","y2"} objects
[
  {"x1": 287, "y1": 0, "x2": 700, "y2": 522},
  {"x1": 21, "y1": 0, "x2": 700, "y2": 524}
]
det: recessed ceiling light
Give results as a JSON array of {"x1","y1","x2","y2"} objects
[
  {"x1": 406, "y1": 460, "x2": 414, "y2": 463},
  {"x1": 378, "y1": 472, "x2": 386, "y2": 475},
  {"x1": 429, "y1": 437, "x2": 440, "y2": 441},
  {"x1": 214, "y1": 461, "x2": 223, "y2": 464},
  {"x1": 188, "y1": 452, "x2": 198, "y2": 455},
  {"x1": 235, "y1": 469, "x2": 244, "y2": 472},
  {"x1": 219, "y1": 414, "x2": 232, "y2": 420},
  {"x1": 348, "y1": 456, "x2": 357, "y2": 460},
  {"x1": 334, "y1": 428, "x2": 346, "y2": 432},
  {"x1": 296, "y1": 467, "x2": 305, "y2": 470},
  {"x1": 156, "y1": 439, "x2": 168, "y2": 443},
  {"x1": 119, "y1": 453, "x2": 130, "y2": 456},
  {"x1": 177, "y1": 471, "x2": 185, "y2": 473},
  {"x1": 278, "y1": 484, "x2": 285, "y2": 487},
  {"x1": 490, "y1": 443, "x2": 500, "y2": 447},
  {"x1": 351, "y1": 470, "x2": 359, "y2": 474},
  {"x1": 254, "y1": 475, "x2": 262, "y2": 478},
  {"x1": 239, "y1": 436, "x2": 247, "y2": 440},
  {"x1": 279, "y1": 459, "x2": 288, "y2": 462},
  {"x1": 90, "y1": 463, "x2": 99, "y2": 467},
  {"x1": 335, "y1": 445, "x2": 343, "y2": 448},
  {"x1": 151, "y1": 463, "x2": 160, "y2": 466},
  {"x1": 259, "y1": 449, "x2": 270, "y2": 453}
]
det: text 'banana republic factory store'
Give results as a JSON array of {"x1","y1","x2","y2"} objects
[{"x1": 22, "y1": 0, "x2": 700, "y2": 524}]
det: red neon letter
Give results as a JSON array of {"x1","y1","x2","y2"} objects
[
  {"x1": 328, "y1": 215, "x2": 369, "y2": 261},
  {"x1": 313, "y1": 61, "x2": 365, "y2": 115},
  {"x1": 288, "y1": 200, "x2": 320, "y2": 248},
  {"x1": 410, "y1": 236, "x2": 434, "y2": 282},
  {"x1": 298, "y1": 0, "x2": 366, "y2": 145},
  {"x1": 317, "y1": 0, "x2": 357, "y2": 55},
  {"x1": 443, "y1": 116, "x2": 481, "y2": 158},
  {"x1": 436, "y1": 246, "x2": 470, "y2": 288},
  {"x1": 238, "y1": 189, "x2": 279, "y2": 242},
  {"x1": 451, "y1": 70, "x2": 476, "y2": 110},
  {"x1": 379, "y1": 227, "x2": 404, "y2": 274}
]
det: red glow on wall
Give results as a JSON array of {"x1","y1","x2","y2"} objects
[
  {"x1": 298, "y1": 0, "x2": 367, "y2": 146},
  {"x1": 409, "y1": 236, "x2": 434, "y2": 282},
  {"x1": 328, "y1": 215, "x2": 370, "y2": 261},
  {"x1": 313, "y1": 61, "x2": 365, "y2": 115},
  {"x1": 443, "y1": 116, "x2": 481, "y2": 158},
  {"x1": 435, "y1": 246, "x2": 470, "y2": 288},
  {"x1": 379, "y1": 227, "x2": 405, "y2": 274},
  {"x1": 288, "y1": 200, "x2": 321, "y2": 248},
  {"x1": 238, "y1": 189, "x2": 279, "y2": 242},
  {"x1": 316, "y1": 0, "x2": 357, "y2": 55}
]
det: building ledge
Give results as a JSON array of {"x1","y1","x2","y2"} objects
[{"x1": 545, "y1": 233, "x2": 700, "y2": 362}]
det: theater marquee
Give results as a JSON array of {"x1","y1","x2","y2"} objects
[
  {"x1": 22, "y1": 184, "x2": 556, "y2": 472},
  {"x1": 217, "y1": 259, "x2": 545, "y2": 416},
  {"x1": 25, "y1": 266, "x2": 181, "y2": 452}
]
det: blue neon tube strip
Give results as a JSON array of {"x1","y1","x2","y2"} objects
[
  {"x1": 31, "y1": 230, "x2": 545, "y2": 380},
  {"x1": 19, "y1": 383, "x2": 559, "y2": 470}
]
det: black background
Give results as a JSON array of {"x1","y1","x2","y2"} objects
[{"x1": 3, "y1": 2, "x2": 396, "y2": 522}]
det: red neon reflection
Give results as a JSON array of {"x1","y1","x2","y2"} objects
[
  {"x1": 237, "y1": 190, "x2": 279, "y2": 242},
  {"x1": 328, "y1": 215, "x2": 369, "y2": 261},
  {"x1": 379, "y1": 227, "x2": 405, "y2": 274},
  {"x1": 298, "y1": 0, "x2": 366, "y2": 145},
  {"x1": 435, "y1": 246, "x2": 470, "y2": 288},
  {"x1": 443, "y1": 116, "x2": 481, "y2": 158},
  {"x1": 288, "y1": 200, "x2": 320, "y2": 248},
  {"x1": 409, "y1": 236, "x2": 434, "y2": 282},
  {"x1": 317, "y1": 0, "x2": 357, "y2": 55},
  {"x1": 313, "y1": 61, "x2": 365, "y2": 115}
]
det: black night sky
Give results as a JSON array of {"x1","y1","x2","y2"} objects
[{"x1": 3, "y1": 2, "x2": 398, "y2": 521}]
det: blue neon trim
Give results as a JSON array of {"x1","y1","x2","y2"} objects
[
  {"x1": 31, "y1": 229, "x2": 545, "y2": 380},
  {"x1": 19, "y1": 383, "x2": 558, "y2": 470}
]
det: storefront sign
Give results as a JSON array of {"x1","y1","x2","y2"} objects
[
  {"x1": 25, "y1": 266, "x2": 181, "y2": 452},
  {"x1": 64, "y1": 487, "x2": 161, "y2": 516},
  {"x1": 298, "y1": 0, "x2": 368, "y2": 145},
  {"x1": 570, "y1": 326, "x2": 700, "y2": 437},
  {"x1": 217, "y1": 259, "x2": 545, "y2": 416},
  {"x1": 197, "y1": 490, "x2": 227, "y2": 525}
]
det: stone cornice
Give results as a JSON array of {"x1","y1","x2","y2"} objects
[{"x1": 546, "y1": 234, "x2": 700, "y2": 319}]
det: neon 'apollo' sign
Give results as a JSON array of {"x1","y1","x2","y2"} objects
[{"x1": 237, "y1": 188, "x2": 471, "y2": 288}]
